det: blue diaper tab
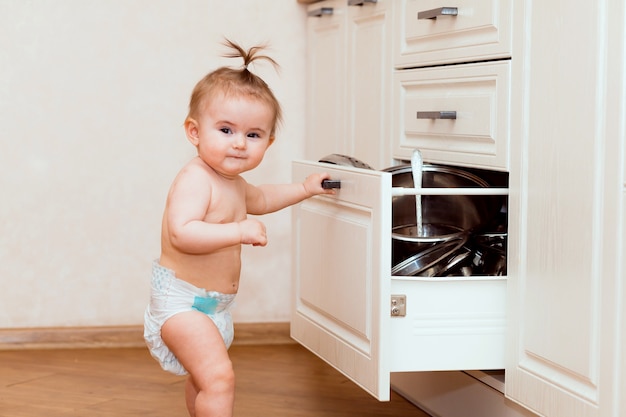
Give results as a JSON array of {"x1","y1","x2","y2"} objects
[{"x1": 192, "y1": 295, "x2": 219, "y2": 314}]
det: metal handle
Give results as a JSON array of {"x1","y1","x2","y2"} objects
[
  {"x1": 416, "y1": 111, "x2": 457, "y2": 120},
  {"x1": 321, "y1": 179, "x2": 341, "y2": 189},
  {"x1": 392, "y1": 187, "x2": 509, "y2": 196},
  {"x1": 418, "y1": 7, "x2": 458, "y2": 20},
  {"x1": 348, "y1": 0, "x2": 377, "y2": 6},
  {"x1": 308, "y1": 7, "x2": 334, "y2": 17}
]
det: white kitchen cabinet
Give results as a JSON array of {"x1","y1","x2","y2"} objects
[
  {"x1": 296, "y1": 0, "x2": 625, "y2": 415},
  {"x1": 305, "y1": 0, "x2": 393, "y2": 169},
  {"x1": 291, "y1": 160, "x2": 507, "y2": 401}
]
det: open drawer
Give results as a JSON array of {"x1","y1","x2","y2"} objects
[{"x1": 291, "y1": 160, "x2": 506, "y2": 401}]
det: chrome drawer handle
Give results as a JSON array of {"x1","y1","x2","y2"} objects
[
  {"x1": 418, "y1": 7, "x2": 458, "y2": 20},
  {"x1": 308, "y1": 7, "x2": 334, "y2": 17},
  {"x1": 416, "y1": 111, "x2": 457, "y2": 120},
  {"x1": 348, "y1": 0, "x2": 377, "y2": 6}
]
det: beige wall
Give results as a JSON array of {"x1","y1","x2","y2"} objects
[{"x1": 0, "y1": 0, "x2": 307, "y2": 327}]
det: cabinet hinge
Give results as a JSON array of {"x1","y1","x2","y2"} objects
[{"x1": 391, "y1": 295, "x2": 406, "y2": 317}]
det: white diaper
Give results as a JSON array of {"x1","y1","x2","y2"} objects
[{"x1": 144, "y1": 261, "x2": 236, "y2": 376}]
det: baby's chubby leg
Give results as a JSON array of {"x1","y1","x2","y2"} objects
[{"x1": 161, "y1": 311, "x2": 234, "y2": 417}]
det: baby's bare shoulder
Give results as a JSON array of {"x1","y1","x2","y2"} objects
[{"x1": 170, "y1": 159, "x2": 214, "y2": 189}]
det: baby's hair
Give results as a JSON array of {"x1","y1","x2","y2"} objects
[
  {"x1": 186, "y1": 39, "x2": 283, "y2": 137},
  {"x1": 221, "y1": 39, "x2": 279, "y2": 71}
]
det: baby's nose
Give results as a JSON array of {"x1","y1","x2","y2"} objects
[{"x1": 233, "y1": 134, "x2": 247, "y2": 149}]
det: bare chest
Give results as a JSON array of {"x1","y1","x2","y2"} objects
[{"x1": 205, "y1": 184, "x2": 247, "y2": 223}]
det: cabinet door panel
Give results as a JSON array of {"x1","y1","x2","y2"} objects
[
  {"x1": 507, "y1": 1, "x2": 624, "y2": 416},
  {"x1": 347, "y1": 0, "x2": 393, "y2": 169},
  {"x1": 298, "y1": 202, "x2": 370, "y2": 341},
  {"x1": 291, "y1": 161, "x2": 392, "y2": 400},
  {"x1": 305, "y1": 0, "x2": 348, "y2": 161}
]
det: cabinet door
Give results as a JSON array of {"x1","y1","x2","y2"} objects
[
  {"x1": 346, "y1": 0, "x2": 393, "y2": 170},
  {"x1": 305, "y1": 0, "x2": 348, "y2": 161},
  {"x1": 506, "y1": 1, "x2": 625, "y2": 416},
  {"x1": 291, "y1": 160, "x2": 393, "y2": 400}
]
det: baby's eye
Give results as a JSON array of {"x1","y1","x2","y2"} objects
[
  {"x1": 247, "y1": 132, "x2": 261, "y2": 139},
  {"x1": 220, "y1": 127, "x2": 232, "y2": 134}
]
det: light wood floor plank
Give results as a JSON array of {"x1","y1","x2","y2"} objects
[{"x1": 0, "y1": 344, "x2": 430, "y2": 416}]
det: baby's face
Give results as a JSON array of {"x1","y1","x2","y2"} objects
[{"x1": 188, "y1": 94, "x2": 274, "y2": 178}]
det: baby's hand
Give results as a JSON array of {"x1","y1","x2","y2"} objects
[
  {"x1": 303, "y1": 172, "x2": 337, "y2": 197},
  {"x1": 238, "y1": 218, "x2": 267, "y2": 246}
]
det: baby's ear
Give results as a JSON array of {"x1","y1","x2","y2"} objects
[
  {"x1": 268, "y1": 135, "x2": 275, "y2": 147},
  {"x1": 184, "y1": 118, "x2": 200, "y2": 146}
]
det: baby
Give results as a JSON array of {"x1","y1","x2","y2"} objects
[{"x1": 144, "y1": 40, "x2": 334, "y2": 417}]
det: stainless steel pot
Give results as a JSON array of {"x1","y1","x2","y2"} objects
[
  {"x1": 385, "y1": 164, "x2": 504, "y2": 266},
  {"x1": 319, "y1": 154, "x2": 374, "y2": 169},
  {"x1": 470, "y1": 233, "x2": 507, "y2": 276},
  {"x1": 391, "y1": 235, "x2": 469, "y2": 277},
  {"x1": 392, "y1": 223, "x2": 465, "y2": 255}
]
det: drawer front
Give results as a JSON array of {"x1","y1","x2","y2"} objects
[
  {"x1": 291, "y1": 160, "x2": 393, "y2": 401},
  {"x1": 393, "y1": 61, "x2": 510, "y2": 170},
  {"x1": 394, "y1": 0, "x2": 512, "y2": 68},
  {"x1": 389, "y1": 277, "x2": 506, "y2": 372}
]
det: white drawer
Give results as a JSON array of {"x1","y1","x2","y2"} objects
[
  {"x1": 393, "y1": 61, "x2": 510, "y2": 171},
  {"x1": 394, "y1": 0, "x2": 512, "y2": 68},
  {"x1": 390, "y1": 277, "x2": 506, "y2": 372},
  {"x1": 291, "y1": 161, "x2": 506, "y2": 401}
]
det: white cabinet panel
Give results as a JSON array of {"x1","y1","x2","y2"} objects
[
  {"x1": 622, "y1": 191, "x2": 626, "y2": 417},
  {"x1": 394, "y1": 0, "x2": 512, "y2": 68},
  {"x1": 390, "y1": 277, "x2": 506, "y2": 372},
  {"x1": 305, "y1": 0, "x2": 348, "y2": 162},
  {"x1": 292, "y1": 160, "x2": 392, "y2": 400},
  {"x1": 506, "y1": 1, "x2": 625, "y2": 416},
  {"x1": 346, "y1": 0, "x2": 393, "y2": 169}
]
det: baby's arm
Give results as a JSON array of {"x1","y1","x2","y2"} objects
[{"x1": 246, "y1": 172, "x2": 336, "y2": 215}]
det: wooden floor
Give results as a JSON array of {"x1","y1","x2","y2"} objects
[{"x1": 0, "y1": 343, "x2": 431, "y2": 417}]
